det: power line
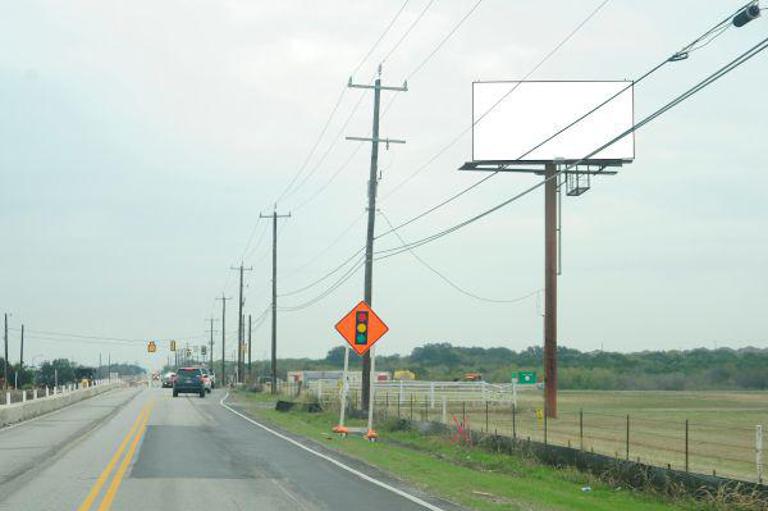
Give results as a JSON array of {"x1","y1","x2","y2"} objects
[
  {"x1": 279, "y1": 213, "x2": 365, "y2": 278},
  {"x1": 279, "y1": 259, "x2": 365, "y2": 312},
  {"x1": 288, "y1": 88, "x2": 371, "y2": 210},
  {"x1": 279, "y1": 249, "x2": 365, "y2": 297},
  {"x1": 350, "y1": 0, "x2": 412, "y2": 77},
  {"x1": 381, "y1": 0, "x2": 437, "y2": 64},
  {"x1": 276, "y1": 88, "x2": 348, "y2": 204},
  {"x1": 374, "y1": 33, "x2": 768, "y2": 259},
  {"x1": 293, "y1": 0, "x2": 483, "y2": 210},
  {"x1": 379, "y1": 211, "x2": 541, "y2": 304},
  {"x1": 379, "y1": 0, "x2": 613, "y2": 202},
  {"x1": 7, "y1": 327, "x2": 206, "y2": 344},
  {"x1": 271, "y1": 2, "x2": 753, "y2": 312},
  {"x1": 276, "y1": 0, "x2": 413, "y2": 205},
  {"x1": 274, "y1": 0, "x2": 614, "y2": 306},
  {"x1": 376, "y1": 0, "x2": 751, "y2": 238},
  {"x1": 407, "y1": 0, "x2": 486, "y2": 79}
]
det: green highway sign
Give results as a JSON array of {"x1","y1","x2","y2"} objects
[{"x1": 516, "y1": 371, "x2": 537, "y2": 384}]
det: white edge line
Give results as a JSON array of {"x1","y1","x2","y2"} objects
[{"x1": 220, "y1": 392, "x2": 446, "y2": 511}]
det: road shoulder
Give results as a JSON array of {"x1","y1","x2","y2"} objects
[{"x1": 221, "y1": 392, "x2": 468, "y2": 511}]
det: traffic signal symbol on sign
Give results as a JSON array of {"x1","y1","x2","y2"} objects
[
  {"x1": 148, "y1": 341, "x2": 157, "y2": 353},
  {"x1": 355, "y1": 311, "x2": 369, "y2": 345},
  {"x1": 335, "y1": 301, "x2": 388, "y2": 356}
]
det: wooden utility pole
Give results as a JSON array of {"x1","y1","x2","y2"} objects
[
  {"x1": 260, "y1": 209, "x2": 290, "y2": 394},
  {"x1": 216, "y1": 294, "x2": 231, "y2": 385},
  {"x1": 230, "y1": 264, "x2": 253, "y2": 383},
  {"x1": 346, "y1": 65, "x2": 406, "y2": 411},
  {"x1": 247, "y1": 314, "x2": 252, "y2": 382},
  {"x1": 3, "y1": 313, "x2": 8, "y2": 391},
  {"x1": 19, "y1": 324, "x2": 24, "y2": 371},
  {"x1": 206, "y1": 317, "x2": 217, "y2": 373}
]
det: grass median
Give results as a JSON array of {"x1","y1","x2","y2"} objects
[{"x1": 229, "y1": 391, "x2": 699, "y2": 511}]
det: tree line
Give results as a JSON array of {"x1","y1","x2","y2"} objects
[
  {"x1": 248, "y1": 343, "x2": 768, "y2": 391},
  {"x1": 0, "y1": 358, "x2": 145, "y2": 388}
]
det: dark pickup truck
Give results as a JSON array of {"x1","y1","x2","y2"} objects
[{"x1": 173, "y1": 367, "x2": 206, "y2": 398}]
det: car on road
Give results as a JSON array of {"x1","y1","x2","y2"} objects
[
  {"x1": 207, "y1": 370, "x2": 216, "y2": 389},
  {"x1": 161, "y1": 372, "x2": 176, "y2": 388},
  {"x1": 201, "y1": 369, "x2": 212, "y2": 393},
  {"x1": 172, "y1": 367, "x2": 205, "y2": 398}
]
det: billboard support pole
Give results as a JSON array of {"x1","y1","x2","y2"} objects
[{"x1": 544, "y1": 162, "x2": 558, "y2": 418}]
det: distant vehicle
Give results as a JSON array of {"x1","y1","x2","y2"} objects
[
  {"x1": 207, "y1": 370, "x2": 216, "y2": 389},
  {"x1": 200, "y1": 369, "x2": 212, "y2": 393},
  {"x1": 161, "y1": 372, "x2": 176, "y2": 388},
  {"x1": 173, "y1": 368, "x2": 205, "y2": 398},
  {"x1": 463, "y1": 372, "x2": 483, "y2": 382},
  {"x1": 394, "y1": 370, "x2": 416, "y2": 381}
]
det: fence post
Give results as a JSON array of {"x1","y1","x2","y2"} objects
[
  {"x1": 512, "y1": 378, "x2": 517, "y2": 408},
  {"x1": 317, "y1": 380, "x2": 322, "y2": 401},
  {"x1": 430, "y1": 382, "x2": 435, "y2": 409},
  {"x1": 462, "y1": 401, "x2": 466, "y2": 426},
  {"x1": 33, "y1": 388, "x2": 37, "y2": 400},
  {"x1": 410, "y1": 394, "x2": 414, "y2": 422},
  {"x1": 579, "y1": 409, "x2": 584, "y2": 450},
  {"x1": 22, "y1": 391, "x2": 26, "y2": 403},
  {"x1": 685, "y1": 419, "x2": 689, "y2": 473},
  {"x1": 46, "y1": 387, "x2": 50, "y2": 398},
  {"x1": 544, "y1": 407, "x2": 548, "y2": 446},
  {"x1": 397, "y1": 393, "x2": 401, "y2": 418},
  {"x1": 626, "y1": 414, "x2": 630, "y2": 460},
  {"x1": 5, "y1": 392, "x2": 10, "y2": 405},
  {"x1": 512, "y1": 403, "x2": 517, "y2": 440},
  {"x1": 424, "y1": 396, "x2": 429, "y2": 422},
  {"x1": 385, "y1": 392, "x2": 389, "y2": 420},
  {"x1": 485, "y1": 401, "x2": 489, "y2": 433},
  {"x1": 441, "y1": 395, "x2": 447, "y2": 424},
  {"x1": 399, "y1": 379, "x2": 404, "y2": 404},
  {"x1": 757, "y1": 424, "x2": 764, "y2": 484}
]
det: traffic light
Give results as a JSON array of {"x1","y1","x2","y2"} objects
[
  {"x1": 147, "y1": 341, "x2": 157, "y2": 353},
  {"x1": 355, "y1": 311, "x2": 369, "y2": 345},
  {"x1": 170, "y1": 340, "x2": 176, "y2": 352}
]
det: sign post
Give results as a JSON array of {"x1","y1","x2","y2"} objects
[{"x1": 333, "y1": 301, "x2": 389, "y2": 440}]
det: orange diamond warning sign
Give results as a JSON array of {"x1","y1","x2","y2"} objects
[{"x1": 334, "y1": 301, "x2": 389, "y2": 356}]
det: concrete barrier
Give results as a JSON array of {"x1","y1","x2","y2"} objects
[{"x1": 0, "y1": 383, "x2": 122, "y2": 428}]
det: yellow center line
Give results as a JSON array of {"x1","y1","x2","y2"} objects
[
  {"x1": 77, "y1": 402, "x2": 152, "y2": 511},
  {"x1": 96, "y1": 401, "x2": 154, "y2": 511}
]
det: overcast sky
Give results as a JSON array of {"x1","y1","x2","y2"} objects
[{"x1": 1, "y1": 0, "x2": 766, "y2": 373}]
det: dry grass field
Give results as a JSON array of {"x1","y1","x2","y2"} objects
[{"x1": 370, "y1": 389, "x2": 767, "y2": 482}]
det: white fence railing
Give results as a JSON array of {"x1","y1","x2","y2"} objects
[{"x1": 303, "y1": 379, "x2": 541, "y2": 407}]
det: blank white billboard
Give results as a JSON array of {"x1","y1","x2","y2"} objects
[{"x1": 472, "y1": 80, "x2": 635, "y2": 162}]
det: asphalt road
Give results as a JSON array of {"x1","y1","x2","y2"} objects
[{"x1": 0, "y1": 386, "x2": 459, "y2": 510}]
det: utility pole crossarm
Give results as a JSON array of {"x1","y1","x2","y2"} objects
[
  {"x1": 348, "y1": 78, "x2": 407, "y2": 92},
  {"x1": 345, "y1": 136, "x2": 406, "y2": 145},
  {"x1": 258, "y1": 213, "x2": 292, "y2": 220}
]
